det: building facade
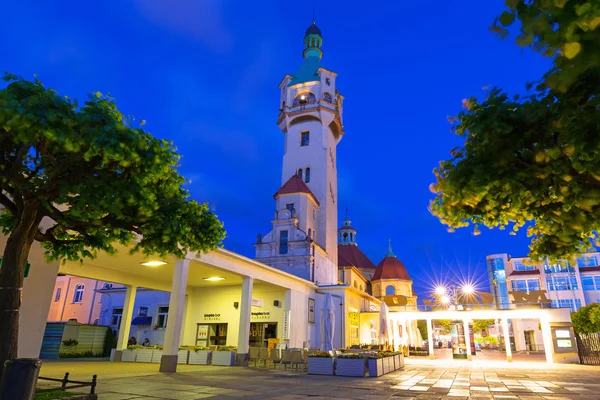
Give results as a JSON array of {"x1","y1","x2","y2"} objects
[{"x1": 47, "y1": 275, "x2": 104, "y2": 325}]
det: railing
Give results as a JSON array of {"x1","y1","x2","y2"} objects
[{"x1": 37, "y1": 372, "x2": 97, "y2": 395}]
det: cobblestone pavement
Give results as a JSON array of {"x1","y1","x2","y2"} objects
[{"x1": 38, "y1": 359, "x2": 600, "y2": 399}]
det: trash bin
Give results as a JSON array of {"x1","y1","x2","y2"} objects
[{"x1": 0, "y1": 358, "x2": 42, "y2": 400}]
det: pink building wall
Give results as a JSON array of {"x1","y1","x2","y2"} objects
[{"x1": 47, "y1": 275, "x2": 104, "y2": 324}]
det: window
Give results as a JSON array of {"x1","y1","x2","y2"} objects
[
  {"x1": 582, "y1": 276, "x2": 600, "y2": 291},
  {"x1": 544, "y1": 261, "x2": 574, "y2": 273},
  {"x1": 353, "y1": 280, "x2": 358, "y2": 288},
  {"x1": 305, "y1": 168, "x2": 310, "y2": 183},
  {"x1": 386, "y1": 285, "x2": 395, "y2": 296},
  {"x1": 323, "y1": 92, "x2": 332, "y2": 102},
  {"x1": 279, "y1": 230, "x2": 289, "y2": 255},
  {"x1": 298, "y1": 169, "x2": 303, "y2": 180},
  {"x1": 111, "y1": 308, "x2": 123, "y2": 327},
  {"x1": 313, "y1": 208, "x2": 316, "y2": 220},
  {"x1": 307, "y1": 228, "x2": 312, "y2": 239},
  {"x1": 577, "y1": 256, "x2": 599, "y2": 267},
  {"x1": 72, "y1": 284, "x2": 85, "y2": 303},
  {"x1": 156, "y1": 306, "x2": 169, "y2": 328},
  {"x1": 286, "y1": 203, "x2": 295, "y2": 212},
  {"x1": 511, "y1": 279, "x2": 540, "y2": 294},
  {"x1": 548, "y1": 276, "x2": 579, "y2": 291},
  {"x1": 54, "y1": 288, "x2": 62, "y2": 302},
  {"x1": 301, "y1": 132, "x2": 310, "y2": 146},
  {"x1": 325, "y1": 77, "x2": 330, "y2": 86},
  {"x1": 551, "y1": 299, "x2": 583, "y2": 311},
  {"x1": 513, "y1": 260, "x2": 537, "y2": 271}
]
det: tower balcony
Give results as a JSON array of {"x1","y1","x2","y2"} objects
[{"x1": 278, "y1": 97, "x2": 339, "y2": 120}]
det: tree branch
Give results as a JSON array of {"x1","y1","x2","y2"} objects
[{"x1": 0, "y1": 191, "x2": 18, "y2": 215}]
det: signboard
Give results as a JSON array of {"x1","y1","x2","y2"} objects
[
  {"x1": 369, "y1": 302, "x2": 378, "y2": 312},
  {"x1": 348, "y1": 312, "x2": 359, "y2": 327},
  {"x1": 469, "y1": 323, "x2": 476, "y2": 354},
  {"x1": 197, "y1": 325, "x2": 209, "y2": 340},
  {"x1": 308, "y1": 298, "x2": 315, "y2": 324},
  {"x1": 251, "y1": 311, "x2": 270, "y2": 320},
  {"x1": 557, "y1": 339, "x2": 573, "y2": 348},
  {"x1": 282, "y1": 310, "x2": 290, "y2": 340},
  {"x1": 251, "y1": 298, "x2": 263, "y2": 307},
  {"x1": 139, "y1": 307, "x2": 148, "y2": 317},
  {"x1": 203, "y1": 313, "x2": 221, "y2": 321},
  {"x1": 555, "y1": 329, "x2": 570, "y2": 338}
]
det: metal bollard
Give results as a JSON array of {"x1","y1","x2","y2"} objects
[{"x1": 0, "y1": 358, "x2": 42, "y2": 400}]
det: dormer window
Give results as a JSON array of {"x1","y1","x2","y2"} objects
[
  {"x1": 301, "y1": 132, "x2": 310, "y2": 146},
  {"x1": 326, "y1": 77, "x2": 330, "y2": 86},
  {"x1": 305, "y1": 168, "x2": 311, "y2": 183}
]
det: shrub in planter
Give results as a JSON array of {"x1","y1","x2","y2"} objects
[
  {"x1": 336, "y1": 354, "x2": 365, "y2": 377},
  {"x1": 122, "y1": 347, "x2": 137, "y2": 362},
  {"x1": 136, "y1": 348, "x2": 153, "y2": 363},
  {"x1": 308, "y1": 352, "x2": 334, "y2": 375},
  {"x1": 188, "y1": 346, "x2": 212, "y2": 365},
  {"x1": 212, "y1": 346, "x2": 236, "y2": 366},
  {"x1": 367, "y1": 354, "x2": 384, "y2": 377}
]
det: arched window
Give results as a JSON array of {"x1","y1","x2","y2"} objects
[
  {"x1": 293, "y1": 92, "x2": 317, "y2": 107},
  {"x1": 386, "y1": 285, "x2": 395, "y2": 296},
  {"x1": 298, "y1": 169, "x2": 303, "y2": 180},
  {"x1": 343, "y1": 232, "x2": 348, "y2": 241},
  {"x1": 73, "y1": 284, "x2": 85, "y2": 303},
  {"x1": 350, "y1": 233, "x2": 353, "y2": 241},
  {"x1": 323, "y1": 92, "x2": 332, "y2": 102},
  {"x1": 305, "y1": 168, "x2": 311, "y2": 183},
  {"x1": 353, "y1": 280, "x2": 358, "y2": 288}
]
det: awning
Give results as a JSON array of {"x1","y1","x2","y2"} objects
[{"x1": 131, "y1": 316, "x2": 152, "y2": 325}]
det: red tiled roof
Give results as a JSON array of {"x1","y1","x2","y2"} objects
[
  {"x1": 273, "y1": 174, "x2": 319, "y2": 205},
  {"x1": 509, "y1": 270, "x2": 541, "y2": 276},
  {"x1": 338, "y1": 244, "x2": 377, "y2": 270},
  {"x1": 338, "y1": 225, "x2": 355, "y2": 231},
  {"x1": 579, "y1": 266, "x2": 600, "y2": 272},
  {"x1": 372, "y1": 256, "x2": 412, "y2": 281}
]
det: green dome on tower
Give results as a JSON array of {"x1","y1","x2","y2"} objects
[{"x1": 303, "y1": 21, "x2": 323, "y2": 60}]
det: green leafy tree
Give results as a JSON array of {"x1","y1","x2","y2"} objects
[
  {"x1": 433, "y1": 319, "x2": 451, "y2": 335},
  {"x1": 0, "y1": 74, "x2": 225, "y2": 378},
  {"x1": 571, "y1": 303, "x2": 600, "y2": 334},
  {"x1": 472, "y1": 319, "x2": 495, "y2": 334},
  {"x1": 430, "y1": 1, "x2": 600, "y2": 262},
  {"x1": 417, "y1": 320, "x2": 428, "y2": 341}
]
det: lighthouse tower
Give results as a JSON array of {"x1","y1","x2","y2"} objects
[{"x1": 254, "y1": 22, "x2": 344, "y2": 285}]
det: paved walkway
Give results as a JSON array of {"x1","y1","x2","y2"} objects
[{"x1": 37, "y1": 359, "x2": 600, "y2": 399}]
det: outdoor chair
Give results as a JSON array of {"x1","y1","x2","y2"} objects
[
  {"x1": 268, "y1": 348, "x2": 281, "y2": 369},
  {"x1": 280, "y1": 349, "x2": 293, "y2": 370},
  {"x1": 291, "y1": 350, "x2": 304, "y2": 371},
  {"x1": 249, "y1": 347, "x2": 260, "y2": 367},
  {"x1": 258, "y1": 348, "x2": 269, "y2": 367}
]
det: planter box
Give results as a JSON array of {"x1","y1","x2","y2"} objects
[
  {"x1": 188, "y1": 350, "x2": 212, "y2": 365},
  {"x1": 109, "y1": 349, "x2": 116, "y2": 362},
  {"x1": 367, "y1": 358, "x2": 384, "y2": 377},
  {"x1": 308, "y1": 357, "x2": 334, "y2": 375},
  {"x1": 151, "y1": 350, "x2": 163, "y2": 363},
  {"x1": 396, "y1": 353, "x2": 404, "y2": 369},
  {"x1": 212, "y1": 351, "x2": 236, "y2": 366},
  {"x1": 336, "y1": 358, "x2": 365, "y2": 377},
  {"x1": 382, "y1": 356, "x2": 392, "y2": 374},
  {"x1": 136, "y1": 349, "x2": 153, "y2": 363},
  {"x1": 121, "y1": 349, "x2": 137, "y2": 362},
  {"x1": 177, "y1": 350, "x2": 189, "y2": 364}
]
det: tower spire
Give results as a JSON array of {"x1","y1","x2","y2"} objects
[{"x1": 386, "y1": 239, "x2": 396, "y2": 257}]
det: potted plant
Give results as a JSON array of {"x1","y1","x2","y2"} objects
[
  {"x1": 308, "y1": 352, "x2": 334, "y2": 375},
  {"x1": 122, "y1": 345, "x2": 138, "y2": 362},
  {"x1": 367, "y1": 353, "x2": 384, "y2": 377},
  {"x1": 151, "y1": 345, "x2": 164, "y2": 363},
  {"x1": 136, "y1": 345, "x2": 153, "y2": 363},
  {"x1": 336, "y1": 353, "x2": 365, "y2": 377},
  {"x1": 212, "y1": 346, "x2": 236, "y2": 366},
  {"x1": 177, "y1": 346, "x2": 190, "y2": 364},
  {"x1": 379, "y1": 351, "x2": 393, "y2": 374},
  {"x1": 188, "y1": 346, "x2": 212, "y2": 365}
]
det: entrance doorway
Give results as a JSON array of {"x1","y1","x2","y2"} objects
[
  {"x1": 524, "y1": 330, "x2": 537, "y2": 352},
  {"x1": 249, "y1": 322, "x2": 277, "y2": 347},
  {"x1": 195, "y1": 323, "x2": 228, "y2": 347}
]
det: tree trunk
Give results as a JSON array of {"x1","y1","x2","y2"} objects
[{"x1": 0, "y1": 207, "x2": 39, "y2": 381}]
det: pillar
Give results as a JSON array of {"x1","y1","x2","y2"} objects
[
  {"x1": 463, "y1": 319, "x2": 472, "y2": 361},
  {"x1": 114, "y1": 285, "x2": 137, "y2": 361},
  {"x1": 512, "y1": 319, "x2": 525, "y2": 351},
  {"x1": 402, "y1": 319, "x2": 409, "y2": 356},
  {"x1": 160, "y1": 259, "x2": 189, "y2": 373},
  {"x1": 426, "y1": 319, "x2": 434, "y2": 360},
  {"x1": 540, "y1": 318, "x2": 553, "y2": 364},
  {"x1": 502, "y1": 318, "x2": 512, "y2": 362},
  {"x1": 236, "y1": 276, "x2": 253, "y2": 366}
]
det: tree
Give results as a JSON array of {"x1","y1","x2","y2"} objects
[
  {"x1": 0, "y1": 74, "x2": 226, "y2": 378},
  {"x1": 472, "y1": 319, "x2": 495, "y2": 335},
  {"x1": 417, "y1": 320, "x2": 428, "y2": 341},
  {"x1": 433, "y1": 319, "x2": 451, "y2": 335},
  {"x1": 430, "y1": 1, "x2": 600, "y2": 262},
  {"x1": 571, "y1": 303, "x2": 600, "y2": 334}
]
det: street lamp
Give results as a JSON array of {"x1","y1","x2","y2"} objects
[
  {"x1": 435, "y1": 286, "x2": 447, "y2": 296},
  {"x1": 461, "y1": 284, "x2": 475, "y2": 295}
]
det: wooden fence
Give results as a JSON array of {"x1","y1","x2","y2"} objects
[{"x1": 575, "y1": 333, "x2": 600, "y2": 365}]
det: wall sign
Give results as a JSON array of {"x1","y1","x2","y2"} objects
[
  {"x1": 197, "y1": 325, "x2": 209, "y2": 340},
  {"x1": 251, "y1": 311, "x2": 270, "y2": 320},
  {"x1": 283, "y1": 310, "x2": 290, "y2": 340},
  {"x1": 204, "y1": 313, "x2": 221, "y2": 321},
  {"x1": 251, "y1": 298, "x2": 263, "y2": 307},
  {"x1": 139, "y1": 307, "x2": 148, "y2": 317},
  {"x1": 308, "y1": 298, "x2": 315, "y2": 324}
]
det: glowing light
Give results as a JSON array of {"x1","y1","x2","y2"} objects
[
  {"x1": 435, "y1": 286, "x2": 447, "y2": 296},
  {"x1": 441, "y1": 295, "x2": 451, "y2": 304},
  {"x1": 300, "y1": 95, "x2": 306, "y2": 100},
  {"x1": 141, "y1": 261, "x2": 167, "y2": 267},
  {"x1": 203, "y1": 277, "x2": 225, "y2": 281},
  {"x1": 462, "y1": 284, "x2": 475, "y2": 295}
]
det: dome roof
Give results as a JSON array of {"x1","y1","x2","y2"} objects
[
  {"x1": 372, "y1": 256, "x2": 412, "y2": 281},
  {"x1": 338, "y1": 225, "x2": 355, "y2": 232},
  {"x1": 305, "y1": 22, "x2": 321, "y2": 36}
]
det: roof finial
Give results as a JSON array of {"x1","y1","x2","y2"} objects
[{"x1": 386, "y1": 238, "x2": 395, "y2": 257}]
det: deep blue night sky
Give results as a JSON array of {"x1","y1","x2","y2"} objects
[{"x1": 3, "y1": 0, "x2": 552, "y2": 297}]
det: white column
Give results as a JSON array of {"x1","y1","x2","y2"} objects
[
  {"x1": 540, "y1": 318, "x2": 554, "y2": 364},
  {"x1": 284, "y1": 289, "x2": 293, "y2": 347},
  {"x1": 402, "y1": 319, "x2": 409, "y2": 355},
  {"x1": 116, "y1": 285, "x2": 137, "y2": 351},
  {"x1": 427, "y1": 319, "x2": 434, "y2": 360},
  {"x1": 463, "y1": 319, "x2": 472, "y2": 361},
  {"x1": 237, "y1": 276, "x2": 254, "y2": 364},
  {"x1": 160, "y1": 259, "x2": 189, "y2": 373},
  {"x1": 502, "y1": 318, "x2": 512, "y2": 362}
]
